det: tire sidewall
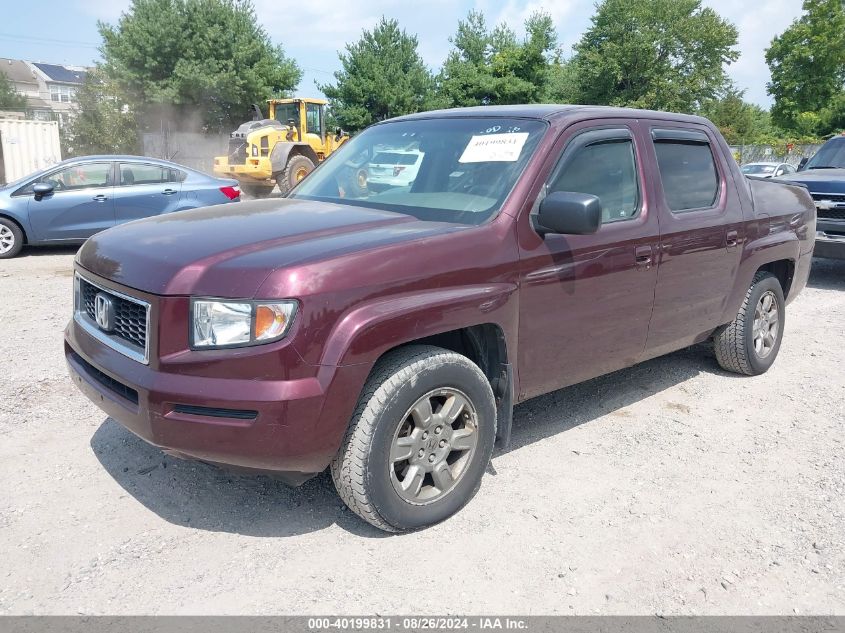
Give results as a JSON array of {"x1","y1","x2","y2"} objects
[
  {"x1": 743, "y1": 276, "x2": 785, "y2": 374},
  {"x1": 0, "y1": 219, "x2": 23, "y2": 259},
  {"x1": 366, "y1": 359, "x2": 496, "y2": 531},
  {"x1": 285, "y1": 155, "x2": 314, "y2": 190}
]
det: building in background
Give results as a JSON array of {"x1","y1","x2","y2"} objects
[{"x1": 0, "y1": 58, "x2": 88, "y2": 126}]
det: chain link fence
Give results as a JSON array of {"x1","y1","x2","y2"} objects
[{"x1": 730, "y1": 143, "x2": 821, "y2": 166}]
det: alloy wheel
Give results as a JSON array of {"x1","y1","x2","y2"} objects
[
  {"x1": 389, "y1": 388, "x2": 479, "y2": 505},
  {"x1": 752, "y1": 290, "x2": 779, "y2": 358},
  {"x1": 0, "y1": 225, "x2": 15, "y2": 255}
]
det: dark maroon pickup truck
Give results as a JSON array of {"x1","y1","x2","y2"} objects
[{"x1": 65, "y1": 105, "x2": 815, "y2": 531}]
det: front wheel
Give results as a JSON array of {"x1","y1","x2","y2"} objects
[
  {"x1": 331, "y1": 345, "x2": 496, "y2": 532},
  {"x1": 0, "y1": 218, "x2": 24, "y2": 259},
  {"x1": 277, "y1": 155, "x2": 315, "y2": 195},
  {"x1": 713, "y1": 271, "x2": 785, "y2": 375}
]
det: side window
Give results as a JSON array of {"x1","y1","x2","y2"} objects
[
  {"x1": 548, "y1": 135, "x2": 640, "y2": 222},
  {"x1": 120, "y1": 163, "x2": 175, "y2": 186},
  {"x1": 306, "y1": 103, "x2": 322, "y2": 136},
  {"x1": 653, "y1": 139, "x2": 719, "y2": 212},
  {"x1": 39, "y1": 163, "x2": 112, "y2": 192}
]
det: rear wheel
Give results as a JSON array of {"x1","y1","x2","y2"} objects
[
  {"x1": 0, "y1": 218, "x2": 24, "y2": 259},
  {"x1": 240, "y1": 183, "x2": 274, "y2": 198},
  {"x1": 713, "y1": 271, "x2": 785, "y2": 375},
  {"x1": 331, "y1": 345, "x2": 496, "y2": 532},
  {"x1": 277, "y1": 154, "x2": 315, "y2": 194}
]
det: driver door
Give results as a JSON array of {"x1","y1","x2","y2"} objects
[{"x1": 27, "y1": 162, "x2": 115, "y2": 241}]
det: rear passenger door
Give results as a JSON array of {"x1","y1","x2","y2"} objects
[
  {"x1": 517, "y1": 122, "x2": 660, "y2": 399},
  {"x1": 112, "y1": 163, "x2": 184, "y2": 225},
  {"x1": 643, "y1": 127, "x2": 744, "y2": 358}
]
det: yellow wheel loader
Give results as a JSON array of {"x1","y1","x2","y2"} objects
[{"x1": 214, "y1": 98, "x2": 348, "y2": 198}]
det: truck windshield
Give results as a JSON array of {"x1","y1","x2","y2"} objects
[
  {"x1": 806, "y1": 137, "x2": 845, "y2": 169},
  {"x1": 289, "y1": 117, "x2": 547, "y2": 225}
]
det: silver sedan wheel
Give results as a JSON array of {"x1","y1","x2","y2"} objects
[
  {"x1": 0, "y1": 225, "x2": 15, "y2": 255},
  {"x1": 752, "y1": 290, "x2": 779, "y2": 358},
  {"x1": 389, "y1": 388, "x2": 479, "y2": 505}
]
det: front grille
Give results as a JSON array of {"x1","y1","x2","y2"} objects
[
  {"x1": 80, "y1": 279, "x2": 148, "y2": 350},
  {"x1": 76, "y1": 275, "x2": 150, "y2": 363},
  {"x1": 72, "y1": 352, "x2": 139, "y2": 405},
  {"x1": 817, "y1": 208, "x2": 845, "y2": 221},
  {"x1": 228, "y1": 138, "x2": 247, "y2": 163},
  {"x1": 810, "y1": 192, "x2": 845, "y2": 204}
]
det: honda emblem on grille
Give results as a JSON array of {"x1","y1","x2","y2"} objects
[{"x1": 94, "y1": 293, "x2": 115, "y2": 332}]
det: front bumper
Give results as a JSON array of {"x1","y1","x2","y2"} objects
[
  {"x1": 64, "y1": 273, "x2": 368, "y2": 481},
  {"x1": 814, "y1": 218, "x2": 845, "y2": 260}
]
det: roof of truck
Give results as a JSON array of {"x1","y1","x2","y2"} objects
[{"x1": 388, "y1": 104, "x2": 712, "y2": 126}]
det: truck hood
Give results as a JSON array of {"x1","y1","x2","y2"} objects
[
  {"x1": 780, "y1": 168, "x2": 845, "y2": 194},
  {"x1": 77, "y1": 198, "x2": 467, "y2": 297}
]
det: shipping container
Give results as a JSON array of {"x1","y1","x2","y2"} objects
[{"x1": 0, "y1": 119, "x2": 62, "y2": 185}]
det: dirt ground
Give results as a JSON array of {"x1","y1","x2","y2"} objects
[{"x1": 0, "y1": 247, "x2": 843, "y2": 616}]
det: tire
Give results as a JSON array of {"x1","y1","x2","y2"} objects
[
  {"x1": 713, "y1": 271, "x2": 785, "y2": 375},
  {"x1": 240, "y1": 183, "x2": 274, "y2": 198},
  {"x1": 331, "y1": 345, "x2": 497, "y2": 532},
  {"x1": 277, "y1": 154, "x2": 315, "y2": 194},
  {"x1": 0, "y1": 218, "x2": 24, "y2": 259}
]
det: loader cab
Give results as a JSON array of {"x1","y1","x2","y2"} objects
[{"x1": 268, "y1": 98, "x2": 327, "y2": 145}]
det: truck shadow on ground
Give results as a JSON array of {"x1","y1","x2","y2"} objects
[
  {"x1": 808, "y1": 257, "x2": 845, "y2": 291},
  {"x1": 90, "y1": 343, "x2": 727, "y2": 539}
]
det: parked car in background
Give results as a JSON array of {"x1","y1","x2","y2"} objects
[
  {"x1": 741, "y1": 162, "x2": 796, "y2": 178},
  {"x1": 366, "y1": 149, "x2": 424, "y2": 191},
  {"x1": 0, "y1": 156, "x2": 241, "y2": 259},
  {"x1": 65, "y1": 106, "x2": 814, "y2": 532},
  {"x1": 781, "y1": 134, "x2": 845, "y2": 259}
]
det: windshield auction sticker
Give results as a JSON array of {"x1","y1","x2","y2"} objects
[{"x1": 459, "y1": 132, "x2": 530, "y2": 163}]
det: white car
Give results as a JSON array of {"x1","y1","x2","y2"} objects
[
  {"x1": 366, "y1": 150, "x2": 424, "y2": 191},
  {"x1": 741, "y1": 162, "x2": 796, "y2": 178}
]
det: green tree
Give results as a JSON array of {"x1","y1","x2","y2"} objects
[
  {"x1": 699, "y1": 85, "x2": 775, "y2": 145},
  {"x1": 438, "y1": 10, "x2": 558, "y2": 107},
  {"x1": 99, "y1": 0, "x2": 301, "y2": 131},
  {"x1": 319, "y1": 18, "x2": 436, "y2": 131},
  {"x1": 63, "y1": 68, "x2": 140, "y2": 156},
  {"x1": 0, "y1": 72, "x2": 27, "y2": 111},
  {"x1": 573, "y1": 0, "x2": 738, "y2": 112},
  {"x1": 766, "y1": 0, "x2": 845, "y2": 134}
]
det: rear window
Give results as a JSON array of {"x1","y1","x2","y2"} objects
[
  {"x1": 654, "y1": 141, "x2": 719, "y2": 211},
  {"x1": 742, "y1": 164, "x2": 775, "y2": 175},
  {"x1": 372, "y1": 152, "x2": 420, "y2": 165}
]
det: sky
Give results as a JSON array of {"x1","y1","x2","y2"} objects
[{"x1": 1, "y1": 0, "x2": 805, "y2": 108}]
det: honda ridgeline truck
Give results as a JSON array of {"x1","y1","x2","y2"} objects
[{"x1": 65, "y1": 106, "x2": 816, "y2": 532}]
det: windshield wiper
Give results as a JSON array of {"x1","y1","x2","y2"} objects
[{"x1": 808, "y1": 165, "x2": 842, "y2": 169}]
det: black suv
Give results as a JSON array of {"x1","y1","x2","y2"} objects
[{"x1": 782, "y1": 135, "x2": 845, "y2": 259}]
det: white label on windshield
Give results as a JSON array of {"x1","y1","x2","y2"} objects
[{"x1": 459, "y1": 132, "x2": 529, "y2": 163}]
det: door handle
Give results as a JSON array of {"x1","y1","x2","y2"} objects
[
  {"x1": 635, "y1": 245, "x2": 653, "y2": 267},
  {"x1": 726, "y1": 230, "x2": 739, "y2": 248},
  {"x1": 92, "y1": 194, "x2": 108, "y2": 202},
  {"x1": 162, "y1": 189, "x2": 178, "y2": 195}
]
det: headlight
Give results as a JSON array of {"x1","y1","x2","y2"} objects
[{"x1": 191, "y1": 299, "x2": 297, "y2": 348}]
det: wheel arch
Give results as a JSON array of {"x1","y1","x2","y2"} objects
[
  {"x1": 0, "y1": 212, "x2": 28, "y2": 244},
  {"x1": 269, "y1": 142, "x2": 318, "y2": 174}
]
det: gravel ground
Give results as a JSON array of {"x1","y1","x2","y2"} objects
[{"x1": 0, "y1": 247, "x2": 843, "y2": 615}]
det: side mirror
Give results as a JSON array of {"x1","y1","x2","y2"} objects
[
  {"x1": 536, "y1": 191, "x2": 602, "y2": 236},
  {"x1": 797, "y1": 157, "x2": 809, "y2": 171},
  {"x1": 32, "y1": 183, "x2": 54, "y2": 200}
]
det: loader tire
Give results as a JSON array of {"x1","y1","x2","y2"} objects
[{"x1": 278, "y1": 155, "x2": 315, "y2": 194}]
